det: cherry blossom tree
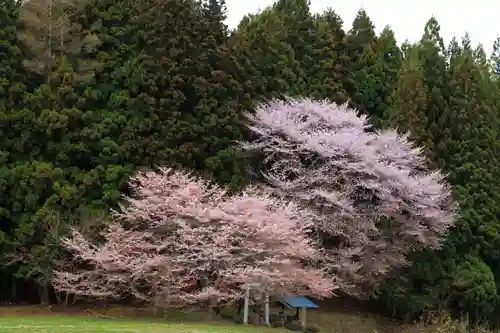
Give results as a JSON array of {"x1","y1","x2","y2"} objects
[
  {"x1": 52, "y1": 168, "x2": 335, "y2": 309},
  {"x1": 239, "y1": 97, "x2": 457, "y2": 295}
]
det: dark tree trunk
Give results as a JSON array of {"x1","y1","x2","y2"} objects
[{"x1": 38, "y1": 281, "x2": 50, "y2": 305}]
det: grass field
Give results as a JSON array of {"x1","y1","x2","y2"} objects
[
  {"x1": 0, "y1": 305, "x2": 403, "y2": 333},
  {"x1": 0, "y1": 315, "x2": 289, "y2": 333},
  {"x1": 0, "y1": 305, "x2": 283, "y2": 333},
  {"x1": 0, "y1": 304, "x2": 491, "y2": 333},
  {"x1": 0, "y1": 308, "x2": 491, "y2": 333}
]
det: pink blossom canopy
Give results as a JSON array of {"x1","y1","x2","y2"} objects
[
  {"x1": 240, "y1": 97, "x2": 456, "y2": 294},
  {"x1": 53, "y1": 168, "x2": 335, "y2": 308}
]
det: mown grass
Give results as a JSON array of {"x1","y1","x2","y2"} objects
[
  {"x1": 2, "y1": 305, "x2": 491, "y2": 333},
  {"x1": 0, "y1": 305, "x2": 436, "y2": 333},
  {"x1": 0, "y1": 314, "x2": 289, "y2": 333},
  {"x1": 0, "y1": 306, "x2": 289, "y2": 333}
]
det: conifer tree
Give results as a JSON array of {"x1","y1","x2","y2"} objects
[
  {"x1": 448, "y1": 36, "x2": 462, "y2": 68},
  {"x1": 461, "y1": 33, "x2": 472, "y2": 53},
  {"x1": 416, "y1": 17, "x2": 449, "y2": 165},
  {"x1": 2, "y1": 57, "x2": 94, "y2": 304},
  {"x1": 438, "y1": 48, "x2": 500, "y2": 318},
  {"x1": 0, "y1": 0, "x2": 33, "y2": 301},
  {"x1": 230, "y1": 6, "x2": 305, "y2": 99},
  {"x1": 386, "y1": 46, "x2": 430, "y2": 152},
  {"x1": 473, "y1": 43, "x2": 489, "y2": 72},
  {"x1": 491, "y1": 37, "x2": 500, "y2": 79},
  {"x1": 344, "y1": 9, "x2": 378, "y2": 115},
  {"x1": 422, "y1": 17, "x2": 446, "y2": 54},
  {"x1": 381, "y1": 34, "x2": 500, "y2": 321},
  {"x1": 18, "y1": 0, "x2": 80, "y2": 75},
  {"x1": 0, "y1": 0, "x2": 28, "y2": 108},
  {"x1": 345, "y1": 9, "x2": 392, "y2": 127},
  {"x1": 304, "y1": 9, "x2": 348, "y2": 103},
  {"x1": 376, "y1": 26, "x2": 402, "y2": 124}
]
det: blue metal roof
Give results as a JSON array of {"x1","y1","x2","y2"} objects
[{"x1": 281, "y1": 296, "x2": 319, "y2": 309}]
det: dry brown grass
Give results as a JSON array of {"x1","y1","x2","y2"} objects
[{"x1": 400, "y1": 314, "x2": 497, "y2": 333}]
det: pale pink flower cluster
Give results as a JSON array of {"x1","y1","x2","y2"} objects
[
  {"x1": 53, "y1": 168, "x2": 335, "y2": 308},
  {"x1": 240, "y1": 98, "x2": 456, "y2": 294}
]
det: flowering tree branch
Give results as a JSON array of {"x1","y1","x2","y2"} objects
[
  {"x1": 239, "y1": 98, "x2": 457, "y2": 295},
  {"x1": 53, "y1": 168, "x2": 335, "y2": 308}
]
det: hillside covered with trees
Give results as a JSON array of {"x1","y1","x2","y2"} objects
[{"x1": 1, "y1": 0, "x2": 500, "y2": 328}]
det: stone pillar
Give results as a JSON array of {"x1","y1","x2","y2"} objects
[
  {"x1": 300, "y1": 307, "x2": 307, "y2": 329},
  {"x1": 243, "y1": 286, "x2": 250, "y2": 325},
  {"x1": 264, "y1": 290, "x2": 270, "y2": 326}
]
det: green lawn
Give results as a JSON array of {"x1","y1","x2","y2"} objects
[
  {"x1": 0, "y1": 305, "x2": 483, "y2": 333},
  {"x1": 0, "y1": 315, "x2": 288, "y2": 333},
  {"x1": 0, "y1": 305, "x2": 405, "y2": 333}
]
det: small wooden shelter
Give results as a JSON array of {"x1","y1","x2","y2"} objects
[
  {"x1": 241, "y1": 283, "x2": 319, "y2": 329},
  {"x1": 279, "y1": 295, "x2": 319, "y2": 328}
]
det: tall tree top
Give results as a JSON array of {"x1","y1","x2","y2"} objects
[
  {"x1": 0, "y1": 0, "x2": 28, "y2": 105},
  {"x1": 348, "y1": 8, "x2": 376, "y2": 43},
  {"x1": 461, "y1": 32, "x2": 472, "y2": 53},
  {"x1": 421, "y1": 16, "x2": 446, "y2": 54},
  {"x1": 490, "y1": 37, "x2": 500, "y2": 78},
  {"x1": 201, "y1": 0, "x2": 228, "y2": 44}
]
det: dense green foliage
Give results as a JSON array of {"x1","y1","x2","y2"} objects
[{"x1": 1, "y1": 0, "x2": 500, "y2": 326}]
